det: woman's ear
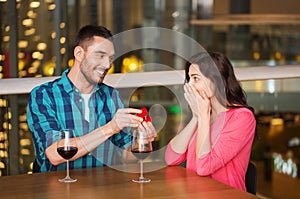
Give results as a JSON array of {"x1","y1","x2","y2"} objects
[{"x1": 74, "y1": 46, "x2": 84, "y2": 62}]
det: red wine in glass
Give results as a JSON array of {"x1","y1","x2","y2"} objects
[
  {"x1": 57, "y1": 146, "x2": 78, "y2": 160},
  {"x1": 131, "y1": 149, "x2": 152, "y2": 161},
  {"x1": 57, "y1": 129, "x2": 78, "y2": 183},
  {"x1": 131, "y1": 130, "x2": 153, "y2": 183}
]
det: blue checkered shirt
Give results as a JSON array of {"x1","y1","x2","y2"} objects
[{"x1": 27, "y1": 69, "x2": 131, "y2": 172}]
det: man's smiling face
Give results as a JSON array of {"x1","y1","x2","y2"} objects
[{"x1": 80, "y1": 36, "x2": 115, "y2": 85}]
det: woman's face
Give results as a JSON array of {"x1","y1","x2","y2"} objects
[{"x1": 188, "y1": 64, "x2": 215, "y2": 98}]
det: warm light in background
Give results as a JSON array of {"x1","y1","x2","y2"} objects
[
  {"x1": 296, "y1": 54, "x2": 300, "y2": 62},
  {"x1": 268, "y1": 118, "x2": 284, "y2": 137},
  {"x1": 121, "y1": 55, "x2": 144, "y2": 73},
  {"x1": 18, "y1": 60, "x2": 26, "y2": 70},
  {"x1": 18, "y1": 52, "x2": 25, "y2": 59},
  {"x1": 31, "y1": 60, "x2": 41, "y2": 69},
  {"x1": 68, "y1": 59, "x2": 74, "y2": 67},
  {"x1": 37, "y1": 42, "x2": 47, "y2": 51},
  {"x1": 32, "y1": 51, "x2": 44, "y2": 60},
  {"x1": 51, "y1": 32, "x2": 56, "y2": 39},
  {"x1": 29, "y1": 1, "x2": 40, "y2": 8},
  {"x1": 4, "y1": 26, "x2": 9, "y2": 32},
  {"x1": 24, "y1": 28, "x2": 36, "y2": 36},
  {"x1": 0, "y1": 99, "x2": 7, "y2": 107},
  {"x1": 3, "y1": 122, "x2": 12, "y2": 130},
  {"x1": 33, "y1": 35, "x2": 40, "y2": 42},
  {"x1": 18, "y1": 40, "x2": 29, "y2": 48},
  {"x1": 0, "y1": 54, "x2": 4, "y2": 61},
  {"x1": 20, "y1": 139, "x2": 31, "y2": 146},
  {"x1": 27, "y1": 10, "x2": 37, "y2": 18},
  {"x1": 0, "y1": 150, "x2": 7, "y2": 158},
  {"x1": 43, "y1": 60, "x2": 55, "y2": 76},
  {"x1": 60, "y1": 22, "x2": 65, "y2": 29},
  {"x1": 3, "y1": 36, "x2": 9, "y2": 42},
  {"x1": 271, "y1": 118, "x2": 284, "y2": 126},
  {"x1": 5, "y1": 112, "x2": 11, "y2": 120},
  {"x1": 253, "y1": 52, "x2": 260, "y2": 60},
  {"x1": 22, "y1": 18, "x2": 33, "y2": 27},
  {"x1": 130, "y1": 94, "x2": 138, "y2": 102},
  {"x1": 19, "y1": 114, "x2": 27, "y2": 122},
  {"x1": 275, "y1": 51, "x2": 282, "y2": 60},
  {"x1": 60, "y1": 48, "x2": 66, "y2": 54},
  {"x1": 107, "y1": 64, "x2": 114, "y2": 74},
  {"x1": 20, "y1": 149, "x2": 30, "y2": 155},
  {"x1": 28, "y1": 67, "x2": 38, "y2": 74},
  {"x1": 48, "y1": 4, "x2": 56, "y2": 11},
  {"x1": 60, "y1": 37, "x2": 66, "y2": 44},
  {"x1": 254, "y1": 80, "x2": 263, "y2": 92}
]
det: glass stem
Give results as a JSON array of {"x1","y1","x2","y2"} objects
[
  {"x1": 139, "y1": 160, "x2": 144, "y2": 179},
  {"x1": 66, "y1": 160, "x2": 70, "y2": 178}
]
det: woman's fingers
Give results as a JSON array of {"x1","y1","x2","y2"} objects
[
  {"x1": 137, "y1": 122, "x2": 157, "y2": 142},
  {"x1": 184, "y1": 83, "x2": 194, "y2": 95}
]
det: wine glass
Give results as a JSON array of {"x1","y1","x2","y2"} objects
[
  {"x1": 56, "y1": 129, "x2": 78, "y2": 183},
  {"x1": 131, "y1": 130, "x2": 153, "y2": 183}
]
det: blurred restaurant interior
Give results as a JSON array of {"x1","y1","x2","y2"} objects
[{"x1": 0, "y1": 0, "x2": 300, "y2": 198}]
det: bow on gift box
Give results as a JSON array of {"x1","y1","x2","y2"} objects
[{"x1": 137, "y1": 107, "x2": 152, "y2": 122}]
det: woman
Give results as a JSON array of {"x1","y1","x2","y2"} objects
[{"x1": 165, "y1": 51, "x2": 256, "y2": 191}]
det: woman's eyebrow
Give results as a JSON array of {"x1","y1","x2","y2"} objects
[{"x1": 190, "y1": 74, "x2": 201, "y2": 77}]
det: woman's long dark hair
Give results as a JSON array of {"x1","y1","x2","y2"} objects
[{"x1": 184, "y1": 51, "x2": 254, "y2": 112}]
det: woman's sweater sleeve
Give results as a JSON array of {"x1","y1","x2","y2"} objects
[{"x1": 165, "y1": 143, "x2": 187, "y2": 165}]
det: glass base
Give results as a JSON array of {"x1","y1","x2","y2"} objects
[
  {"x1": 58, "y1": 176, "x2": 77, "y2": 183},
  {"x1": 132, "y1": 177, "x2": 151, "y2": 183}
]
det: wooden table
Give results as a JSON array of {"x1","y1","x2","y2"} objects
[{"x1": 0, "y1": 162, "x2": 258, "y2": 199}]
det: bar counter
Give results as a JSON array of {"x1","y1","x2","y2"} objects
[{"x1": 0, "y1": 162, "x2": 258, "y2": 199}]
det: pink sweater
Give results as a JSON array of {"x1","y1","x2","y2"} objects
[{"x1": 165, "y1": 108, "x2": 256, "y2": 191}]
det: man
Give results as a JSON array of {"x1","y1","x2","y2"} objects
[{"x1": 27, "y1": 25, "x2": 156, "y2": 172}]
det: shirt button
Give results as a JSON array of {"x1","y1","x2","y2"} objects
[{"x1": 79, "y1": 99, "x2": 82, "y2": 102}]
